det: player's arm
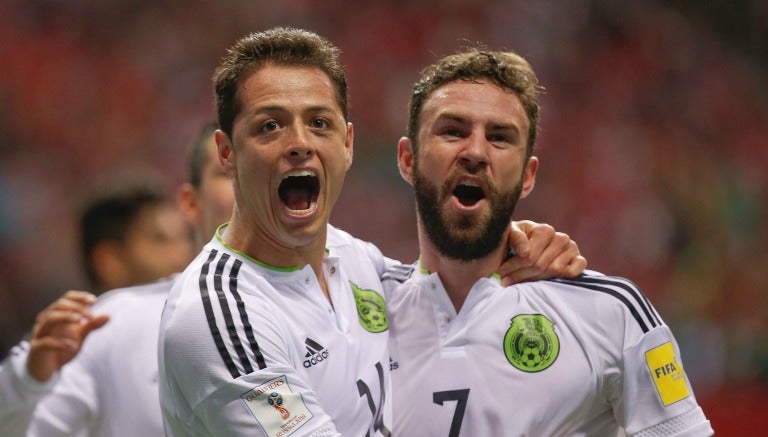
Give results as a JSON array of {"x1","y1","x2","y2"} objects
[
  {"x1": 593, "y1": 276, "x2": 713, "y2": 436},
  {"x1": 499, "y1": 220, "x2": 587, "y2": 286},
  {"x1": 619, "y1": 326, "x2": 713, "y2": 436},
  {"x1": 161, "y1": 281, "x2": 341, "y2": 436},
  {"x1": 0, "y1": 290, "x2": 108, "y2": 432}
]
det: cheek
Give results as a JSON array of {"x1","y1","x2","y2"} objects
[{"x1": 201, "y1": 183, "x2": 235, "y2": 221}]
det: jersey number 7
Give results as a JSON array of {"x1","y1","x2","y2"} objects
[{"x1": 433, "y1": 389, "x2": 470, "y2": 437}]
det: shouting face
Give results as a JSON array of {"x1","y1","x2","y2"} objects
[{"x1": 399, "y1": 79, "x2": 537, "y2": 261}]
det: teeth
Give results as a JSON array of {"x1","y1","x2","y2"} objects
[
  {"x1": 458, "y1": 179, "x2": 479, "y2": 187},
  {"x1": 284, "y1": 169, "x2": 316, "y2": 179},
  {"x1": 290, "y1": 201, "x2": 318, "y2": 215}
]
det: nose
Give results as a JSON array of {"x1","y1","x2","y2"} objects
[
  {"x1": 285, "y1": 126, "x2": 314, "y2": 160},
  {"x1": 458, "y1": 132, "x2": 489, "y2": 171}
]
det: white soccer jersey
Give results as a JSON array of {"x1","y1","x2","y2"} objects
[
  {"x1": 158, "y1": 225, "x2": 392, "y2": 436},
  {"x1": 0, "y1": 277, "x2": 174, "y2": 436},
  {"x1": 0, "y1": 342, "x2": 59, "y2": 433},
  {"x1": 386, "y1": 267, "x2": 713, "y2": 436}
]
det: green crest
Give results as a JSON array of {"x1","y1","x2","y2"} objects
[
  {"x1": 351, "y1": 282, "x2": 388, "y2": 333},
  {"x1": 503, "y1": 314, "x2": 559, "y2": 372}
]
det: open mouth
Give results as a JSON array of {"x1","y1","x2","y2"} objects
[
  {"x1": 452, "y1": 181, "x2": 485, "y2": 207},
  {"x1": 278, "y1": 170, "x2": 320, "y2": 214}
]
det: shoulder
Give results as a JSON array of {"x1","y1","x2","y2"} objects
[
  {"x1": 326, "y1": 224, "x2": 386, "y2": 271},
  {"x1": 538, "y1": 270, "x2": 664, "y2": 334},
  {"x1": 326, "y1": 224, "x2": 375, "y2": 253},
  {"x1": 92, "y1": 275, "x2": 175, "y2": 313},
  {"x1": 381, "y1": 263, "x2": 416, "y2": 285}
]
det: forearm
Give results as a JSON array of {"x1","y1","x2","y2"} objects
[{"x1": 0, "y1": 342, "x2": 58, "y2": 435}]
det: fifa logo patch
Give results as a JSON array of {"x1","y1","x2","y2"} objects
[
  {"x1": 503, "y1": 314, "x2": 559, "y2": 372},
  {"x1": 351, "y1": 281, "x2": 388, "y2": 333},
  {"x1": 267, "y1": 392, "x2": 290, "y2": 420},
  {"x1": 645, "y1": 342, "x2": 690, "y2": 406},
  {"x1": 241, "y1": 375, "x2": 313, "y2": 437}
]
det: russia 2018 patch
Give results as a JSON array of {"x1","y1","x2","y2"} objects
[
  {"x1": 241, "y1": 375, "x2": 313, "y2": 436},
  {"x1": 645, "y1": 342, "x2": 690, "y2": 406}
]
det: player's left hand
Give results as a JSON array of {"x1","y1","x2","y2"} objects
[
  {"x1": 27, "y1": 290, "x2": 110, "y2": 382},
  {"x1": 499, "y1": 220, "x2": 587, "y2": 286}
]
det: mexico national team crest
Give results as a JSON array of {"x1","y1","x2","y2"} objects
[
  {"x1": 503, "y1": 314, "x2": 559, "y2": 372},
  {"x1": 350, "y1": 281, "x2": 388, "y2": 333}
]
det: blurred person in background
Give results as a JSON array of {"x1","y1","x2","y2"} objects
[
  {"x1": 386, "y1": 48, "x2": 712, "y2": 436},
  {"x1": 79, "y1": 183, "x2": 194, "y2": 294},
  {"x1": 0, "y1": 122, "x2": 225, "y2": 436}
]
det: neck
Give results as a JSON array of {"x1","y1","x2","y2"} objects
[
  {"x1": 222, "y1": 213, "x2": 329, "y2": 297},
  {"x1": 418, "y1": 222, "x2": 507, "y2": 313}
]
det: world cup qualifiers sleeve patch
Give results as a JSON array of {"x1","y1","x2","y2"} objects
[
  {"x1": 503, "y1": 314, "x2": 559, "y2": 372},
  {"x1": 350, "y1": 281, "x2": 388, "y2": 333},
  {"x1": 241, "y1": 375, "x2": 314, "y2": 437},
  {"x1": 645, "y1": 342, "x2": 690, "y2": 406}
]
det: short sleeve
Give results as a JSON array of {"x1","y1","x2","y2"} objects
[{"x1": 617, "y1": 326, "x2": 713, "y2": 436}]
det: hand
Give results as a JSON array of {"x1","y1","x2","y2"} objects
[
  {"x1": 499, "y1": 220, "x2": 587, "y2": 286},
  {"x1": 26, "y1": 290, "x2": 110, "y2": 382}
]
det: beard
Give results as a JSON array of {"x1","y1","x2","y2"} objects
[{"x1": 413, "y1": 163, "x2": 523, "y2": 262}]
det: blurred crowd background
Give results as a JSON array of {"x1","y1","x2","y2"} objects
[{"x1": 0, "y1": 0, "x2": 766, "y2": 432}]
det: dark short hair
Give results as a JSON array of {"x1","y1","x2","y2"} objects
[
  {"x1": 79, "y1": 185, "x2": 166, "y2": 287},
  {"x1": 407, "y1": 49, "x2": 542, "y2": 160},
  {"x1": 213, "y1": 27, "x2": 348, "y2": 138},
  {"x1": 186, "y1": 120, "x2": 219, "y2": 188}
]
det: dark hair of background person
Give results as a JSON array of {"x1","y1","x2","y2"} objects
[
  {"x1": 78, "y1": 185, "x2": 166, "y2": 289},
  {"x1": 187, "y1": 120, "x2": 220, "y2": 188}
]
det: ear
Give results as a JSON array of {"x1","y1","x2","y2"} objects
[
  {"x1": 397, "y1": 137, "x2": 415, "y2": 186},
  {"x1": 215, "y1": 130, "x2": 236, "y2": 177},
  {"x1": 520, "y1": 156, "x2": 538, "y2": 199},
  {"x1": 176, "y1": 183, "x2": 201, "y2": 226},
  {"x1": 344, "y1": 122, "x2": 354, "y2": 171}
]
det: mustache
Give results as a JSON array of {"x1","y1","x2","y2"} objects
[{"x1": 441, "y1": 168, "x2": 493, "y2": 196}]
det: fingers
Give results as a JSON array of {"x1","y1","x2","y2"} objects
[
  {"x1": 81, "y1": 315, "x2": 111, "y2": 338},
  {"x1": 26, "y1": 291, "x2": 106, "y2": 382},
  {"x1": 508, "y1": 221, "x2": 534, "y2": 258},
  {"x1": 533, "y1": 234, "x2": 579, "y2": 278},
  {"x1": 42, "y1": 290, "x2": 97, "y2": 312},
  {"x1": 32, "y1": 291, "x2": 98, "y2": 339},
  {"x1": 562, "y1": 255, "x2": 588, "y2": 278},
  {"x1": 28, "y1": 336, "x2": 79, "y2": 354},
  {"x1": 500, "y1": 222, "x2": 553, "y2": 279},
  {"x1": 500, "y1": 230, "x2": 586, "y2": 285}
]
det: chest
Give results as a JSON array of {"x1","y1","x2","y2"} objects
[{"x1": 389, "y1": 292, "x2": 617, "y2": 435}]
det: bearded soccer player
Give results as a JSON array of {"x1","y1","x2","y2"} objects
[
  {"x1": 157, "y1": 28, "x2": 587, "y2": 437},
  {"x1": 385, "y1": 49, "x2": 713, "y2": 436}
]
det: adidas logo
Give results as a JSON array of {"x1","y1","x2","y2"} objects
[{"x1": 303, "y1": 338, "x2": 330, "y2": 368}]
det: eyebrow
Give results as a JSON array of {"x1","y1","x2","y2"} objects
[
  {"x1": 249, "y1": 104, "x2": 342, "y2": 118},
  {"x1": 436, "y1": 112, "x2": 521, "y2": 133}
]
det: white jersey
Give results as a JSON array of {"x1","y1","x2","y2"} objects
[
  {"x1": 0, "y1": 277, "x2": 173, "y2": 436},
  {"x1": 0, "y1": 342, "x2": 59, "y2": 433},
  {"x1": 386, "y1": 266, "x2": 713, "y2": 437},
  {"x1": 158, "y1": 225, "x2": 392, "y2": 436}
]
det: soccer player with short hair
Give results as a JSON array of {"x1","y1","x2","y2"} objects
[
  {"x1": 386, "y1": 49, "x2": 713, "y2": 436},
  {"x1": 157, "y1": 28, "x2": 587, "y2": 437},
  {"x1": 157, "y1": 28, "x2": 394, "y2": 436}
]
